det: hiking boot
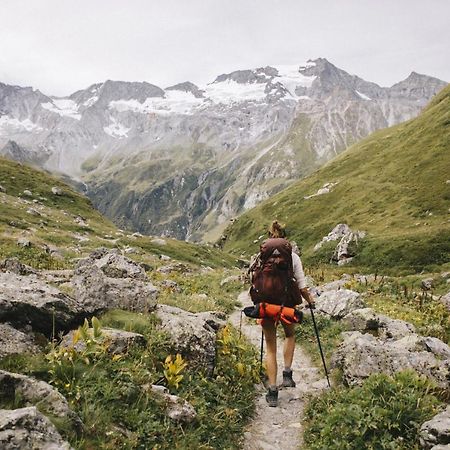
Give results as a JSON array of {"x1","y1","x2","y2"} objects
[
  {"x1": 265, "y1": 387, "x2": 278, "y2": 407},
  {"x1": 282, "y1": 369, "x2": 296, "y2": 388}
]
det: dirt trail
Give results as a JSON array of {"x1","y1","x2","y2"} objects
[{"x1": 229, "y1": 292, "x2": 328, "y2": 450}]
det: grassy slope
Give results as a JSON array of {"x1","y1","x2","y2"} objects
[
  {"x1": 0, "y1": 157, "x2": 236, "y2": 269},
  {"x1": 223, "y1": 85, "x2": 450, "y2": 273}
]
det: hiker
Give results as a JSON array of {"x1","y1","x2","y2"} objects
[{"x1": 249, "y1": 220, "x2": 315, "y2": 407}]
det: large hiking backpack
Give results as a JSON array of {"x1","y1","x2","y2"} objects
[{"x1": 249, "y1": 238, "x2": 301, "y2": 307}]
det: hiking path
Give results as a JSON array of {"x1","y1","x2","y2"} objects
[{"x1": 229, "y1": 291, "x2": 328, "y2": 450}]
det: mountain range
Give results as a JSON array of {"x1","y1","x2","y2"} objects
[{"x1": 0, "y1": 58, "x2": 447, "y2": 240}]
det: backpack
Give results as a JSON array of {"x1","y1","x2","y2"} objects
[{"x1": 249, "y1": 238, "x2": 301, "y2": 307}]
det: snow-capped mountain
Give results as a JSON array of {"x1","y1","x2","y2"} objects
[{"x1": 0, "y1": 58, "x2": 447, "y2": 240}]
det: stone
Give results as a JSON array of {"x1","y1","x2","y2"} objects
[
  {"x1": 317, "y1": 279, "x2": 348, "y2": 293},
  {"x1": 343, "y1": 308, "x2": 416, "y2": 340},
  {"x1": 61, "y1": 327, "x2": 146, "y2": 355},
  {"x1": 220, "y1": 275, "x2": 241, "y2": 286},
  {"x1": 0, "y1": 407, "x2": 72, "y2": 450},
  {"x1": 332, "y1": 331, "x2": 450, "y2": 388},
  {"x1": 22, "y1": 190, "x2": 32, "y2": 196},
  {"x1": 155, "y1": 305, "x2": 225, "y2": 370},
  {"x1": 0, "y1": 370, "x2": 82, "y2": 431},
  {"x1": 151, "y1": 238, "x2": 167, "y2": 246},
  {"x1": 71, "y1": 249, "x2": 158, "y2": 314},
  {"x1": 0, "y1": 323, "x2": 40, "y2": 358},
  {"x1": 16, "y1": 237, "x2": 31, "y2": 247},
  {"x1": 420, "y1": 406, "x2": 450, "y2": 449},
  {"x1": 160, "y1": 279, "x2": 181, "y2": 292},
  {"x1": 157, "y1": 263, "x2": 192, "y2": 274},
  {"x1": 439, "y1": 292, "x2": 450, "y2": 311},
  {"x1": 315, "y1": 289, "x2": 365, "y2": 319},
  {"x1": 422, "y1": 337, "x2": 450, "y2": 360},
  {"x1": 0, "y1": 272, "x2": 84, "y2": 336},
  {"x1": 0, "y1": 257, "x2": 37, "y2": 275},
  {"x1": 26, "y1": 207, "x2": 41, "y2": 216},
  {"x1": 0, "y1": 185, "x2": 5, "y2": 193},
  {"x1": 422, "y1": 278, "x2": 434, "y2": 290},
  {"x1": 160, "y1": 254, "x2": 171, "y2": 261},
  {"x1": 51, "y1": 186, "x2": 63, "y2": 195}
]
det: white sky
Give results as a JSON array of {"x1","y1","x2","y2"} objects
[{"x1": 0, "y1": 0, "x2": 448, "y2": 96}]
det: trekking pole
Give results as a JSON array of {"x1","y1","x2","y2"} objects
[
  {"x1": 259, "y1": 328, "x2": 264, "y2": 376},
  {"x1": 309, "y1": 306, "x2": 331, "y2": 388}
]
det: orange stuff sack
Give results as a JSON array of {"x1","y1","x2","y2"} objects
[{"x1": 243, "y1": 302, "x2": 303, "y2": 325}]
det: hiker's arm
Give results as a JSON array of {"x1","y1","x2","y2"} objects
[
  {"x1": 300, "y1": 287, "x2": 315, "y2": 306},
  {"x1": 292, "y1": 253, "x2": 315, "y2": 305}
]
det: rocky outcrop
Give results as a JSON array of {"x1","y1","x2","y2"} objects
[
  {"x1": 0, "y1": 370, "x2": 82, "y2": 431},
  {"x1": 420, "y1": 406, "x2": 450, "y2": 449},
  {"x1": 0, "y1": 323, "x2": 40, "y2": 358},
  {"x1": 315, "y1": 289, "x2": 365, "y2": 319},
  {"x1": 71, "y1": 249, "x2": 158, "y2": 314},
  {"x1": 61, "y1": 327, "x2": 146, "y2": 355},
  {"x1": 0, "y1": 258, "x2": 37, "y2": 275},
  {"x1": 155, "y1": 305, "x2": 225, "y2": 370},
  {"x1": 0, "y1": 272, "x2": 84, "y2": 335},
  {"x1": 0, "y1": 407, "x2": 72, "y2": 450}
]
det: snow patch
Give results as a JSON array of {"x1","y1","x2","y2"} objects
[
  {"x1": 0, "y1": 115, "x2": 43, "y2": 133},
  {"x1": 83, "y1": 96, "x2": 99, "y2": 108},
  {"x1": 42, "y1": 99, "x2": 81, "y2": 120},
  {"x1": 273, "y1": 65, "x2": 316, "y2": 98},
  {"x1": 355, "y1": 90, "x2": 371, "y2": 101},
  {"x1": 204, "y1": 79, "x2": 267, "y2": 104},
  {"x1": 104, "y1": 117, "x2": 130, "y2": 138}
]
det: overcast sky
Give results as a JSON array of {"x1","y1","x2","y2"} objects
[{"x1": 0, "y1": 0, "x2": 448, "y2": 96}]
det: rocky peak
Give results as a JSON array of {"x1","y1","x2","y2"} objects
[
  {"x1": 213, "y1": 67, "x2": 275, "y2": 85},
  {"x1": 389, "y1": 71, "x2": 448, "y2": 99},
  {"x1": 165, "y1": 81, "x2": 205, "y2": 98}
]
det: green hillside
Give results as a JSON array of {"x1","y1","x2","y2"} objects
[
  {"x1": 222, "y1": 85, "x2": 450, "y2": 273},
  {"x1": 0, "y1": 157, "x2": 235, "y2": 269}
]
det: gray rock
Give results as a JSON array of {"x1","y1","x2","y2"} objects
[
  {"x1": 430, "y1": 445, "x2": 450, "y2": 450},
  {"x1": 439, "y1": 292, "x2": 450, "y2": 311},
  {"x1": 16, "y1": 237, "x2": 31, "y2": 247},
  {"x1": 151, "y1": 238, "x2": 167, "y2": 246},
  {"x1": 317, "y1": 279, "x2": 349, "y2": 293},
  {"x1": 155, "y1": 305, "x2": 225, "y2": 369},
  {"x1": 26, "y1": 207, "x2": 41, "y2": 216},
  {"x1": 422, "y1": 278, "x2": 434, "y2": 290},
  {"x1": 420, "y1": 406, "x2": 450, "y2": 449},
  {"x1": 0, "y1": 257, "x2": 37, "y2": 275},
  {"x1": 422, "y1": 337, "x2": 450, "y2": 360},
  {"x1": 159, "y1": 254, "x2": 171, "y2": 261},
  {"x1": 61, "y1": 327, "x2": 146, "y2": 355},
  {"x1": 157, "y1": 263, "x2": 192, "y2": 274},
  {"x1": 315, "y1": 289, "x2": 364, "y2": 319},
  {"x1": 22, "y1": 190, "x2": 32, "y2": 197},
  {"x1": 0, "y1": 323, "x2": 40, "y2": 358},
  {"x1": 0, "y1": 272, "x2": 84, "y2": 335},
  {"x1": 160, "y1": 279, "x2": 181, "y2": 292},
  {"x1": 71, "y1": 250, "x2": 158, "y2": 314},
  {"x1": 0, "y1": 407, "x2": 72, "y2": 450},
  {"x1": 0, "y1": 185, "x2": 5, "y2": 193},
  {"x1": 343, "y1": 308, "x2": 416, "y2": 339},
  {"x1": 0, "y1": 370, "x2": 82, "y2": 431},
  {"x1": 220, "y1": 275, "x2": 241, "y2": 286},
  {"x1": 51, "y1": 186, "x2": 63, "y2": 195},
  {"x1": 332, "y1": 331, "x2": 450, "y2": 388}
]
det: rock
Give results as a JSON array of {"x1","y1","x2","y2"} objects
[
  {"x1": 74, "y1": 215, "x2": 88, "y2": 227},
  {"x1": 439, "y1": 292, "x2": 450, "y2": 311},
  {"x1": 0, "y1": 370, "x2": 82, "y2": 431},
  {"x1": 0, "y1": 257, "x2": 37, "y2": 275},
  {"x1": 314, "y1": 224, "x2": 352, "y2": 251},
  {"x1": 0, "y1": 323, "x2": 40, "y2": 358},
  {"x1": 422, "y1": 278, "x2": 434, "y2": 290},
  {"x1": 420, "y1": 406, "x2": 450, "y2": 449},
  {"x1": 343, "y1": 308, "x2": 416, "y2": 339},
  {"x1": 155, "y1": 305, "x2": 225, "y2": 370},
  {"x1": 61, "y1": 327, "x2": 146, "y2": 355},
  {"x1": 332, "y1": 331, "x2": 450, "y2": 388},
  {"x1": 422, "y1": 337, "x2": 450, "y2": 360},
  {"x1": 26, "y1": 207, "x2": 41, "y2": 216},
  {"x1": 151, "y1": 238, "x2": 167, "y2": 246},
  {"x1": 149, "y1": 385, "x2": 197, "y2": 424},
  {"x1": 220, "y1": 275, "x2": 241, "y2": 286},
  {"x1": 71, "y1": 250, "x2": 158, "y2": 314},
  {"x1": 51, "y1": 186, "x2": 63, "y2": 195},
  {"x1": 0, "y1": 407, "x2": 72, "y2": 450},
  {"x1": 317, "y1": 279, "x2": 348, "y2": 293},
  {"x1": 160, "y1": 279, "x2": 181, "y2": 292},
  {"x1": 0, "y1": 185, "x2": 5, "y2": 193},
  {"x1": 315, "y1": 289, "x2": 364, "y2": 319},
  {"x1": 157, "y1": 263, "x2": 192, "y2": 274},
  {"x1": 22, "y1": 190, "x2": 32, "y2": 197},
  {"x1": 0, "y1": 272, "x2": 84, "y2": 335},
  {"x1": 159, "y1": 254, "x2": 171, "y2": 261},
  {"x1": 123, "y1": 246, "x2": 139, "y2": 254},
  {"x1": 16, "y1": 237, "x2": 31, "y2": 247}
]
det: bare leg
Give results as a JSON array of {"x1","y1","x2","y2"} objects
[
  {"x1": 282, "y1": 323, "x2": 296, "y2": 369},
  {"x1": 262, "y1": 320, "x2": 277, "y2": 386}
]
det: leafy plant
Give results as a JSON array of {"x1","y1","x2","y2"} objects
[{"x1": 163, "y1": 354, "x2": 187, "y2": 390}]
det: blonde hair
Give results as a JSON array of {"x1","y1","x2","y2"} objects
[{"x1": 268, "y1": 220, "x2": 286, "y2": 238}]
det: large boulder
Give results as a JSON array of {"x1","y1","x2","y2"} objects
[
  {"x1": 0, "y1": 272, "x2": 84, "y2": 336},
  {"x1": 420, "y1": 406, "x2": 450, "y2": 449},
  {"x1": 0, "y1": 323, "x2": 40, "y2": 358},
  {"x1": 0, "y1": 370, "x2": 82, "y2": 431},
  {"x1": 61, "y1": 327, "x2": 146, "y2": 355},
  {"x1": 155, "y1": 305, "x2": 225, "y2": 371},
  {"x1": 71, "y1": 249, "x2": 158, "y2": 314},
  {"x1": 315, "y1": 289, "x2": 365, "y2": 319},
  {"x1": 343, "y1": 308, "x2": 417, "y2": 339},
  {"x1": 332, "y1": 332, "x2": 450, "y2": 388},
  {"x1": 0, "y1": 407, "x2": 72, "y2": 450}
]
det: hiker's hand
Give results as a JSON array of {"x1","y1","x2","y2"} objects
[{"x1": 307, "y1": 301, "x2": 316, "y2": 309}]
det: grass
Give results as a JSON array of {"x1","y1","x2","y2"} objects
[{"x1": 222, "y1": 85, "x2": 450, "y2": 274}]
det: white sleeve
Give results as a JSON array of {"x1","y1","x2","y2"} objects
[{"x1": 292, "y1": 252, "x2": 307, "y2": 289}]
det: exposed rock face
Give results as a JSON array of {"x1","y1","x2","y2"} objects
[
  {"x1": 0, "y1": 323, "x2": 39, "y2": 358},
  {"x1": 332, "y1": 331, "x2": 450, "y2": 388},
  {"x1": 71, "y1": 249, "x2": 158, "y2": 314},
  {"x1": 61, "y1": 327, "x2": 146, "y2": 355},
  {"x1": 0, "y1": 370, "x2": 82, "y2": 431},
  {"x1": 0, "y1": 257, "x2": 37, "y2": 275},
  {"x1": 315, "y1": 289, "x2": 365, "y2": 319},
  {"x1": 0, "y1": 272, "x2": 84, "y2": 335},
  {"x1": 0, "y1": 61, "x2": 446, "y2": 241},
  {"x1": 155, "y1": 305, "x2": 225, "y2": 370},
  {"x1": 0, "y1": 407, "x2": 72, "y2": 450},
  {"x1": 420, "y1": 406, "x2": 450, "y2": 449}
]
